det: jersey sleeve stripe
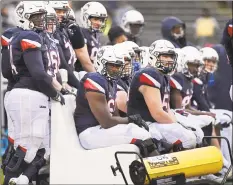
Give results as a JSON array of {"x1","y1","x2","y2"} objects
[
  {"x1": 1, "y1": 35, "x2": 10, "y2": 46},
  {"x1": 192, "y1": 78, "x2": 203, "y2": 85},
  {"x1": 117, "y1": 84, "x2": 124, "y2": 91},
  {"x1": 84, "y1": 78, "x2": 105, "y2": 94},
  {"x1": 228, "y1": 24, "x2": 232, "y2": 37},
  {"x1": 140, "y1": 73, "x2": 161, "y2": 88},
  {"x1": 21, "y1": 39, "x2": 41, "y2": 51},
  {"x1": 170, "y1": 77, "x2": 182, "y2": 90}
]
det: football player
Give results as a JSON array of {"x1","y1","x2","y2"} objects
[
  {"x1": 74, "y1": 1, "x2": 108, "y2": 73},
  {"x1": 41, "y1": 3, "x2": 79, "y2": 92},
  {"x1": 49, "y1": 1, "x2": 95, "y2": 72},
  {"x1": 3, "y1": 2, "x2": 64, "y2": 184},
  {"x1": 120, "y1": 10, "x2": 144, "y2": 46},
  {"x1": 169, "y1": 47, "x2": 218, "y2": 144},
  {"x1": 127, "y1": 39, "x2": 197, "y2": 150},
  {"x1": 1, "y1": 19, "x2": 22, "y2": 176},
  {"x1": 74, "y1": 46, "x2": 160, "y2": 157},
  {"x1": 192, "y1": 47, "x2": 232, "y2": 172}
]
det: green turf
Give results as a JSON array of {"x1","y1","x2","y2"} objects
[{"x1": 0, "y1": 158, "x2": 3, "y2": 185}]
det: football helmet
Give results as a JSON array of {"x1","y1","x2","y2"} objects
[
  {"x1": 140, "y1": 46, "x2": 150, "y2": 68},
  {"x1": 174, "y1": 48, "x2": 185, "y2": 73},
  {"x1": 80, "y1": 2, "x2": 107, "y2": 32},
  {"x1": 114, "y1": 43, "x2": 132, "y2": 78},
  {"x1": 15, "y1": 1, "x2": 47, "y2": 30},
  {"x1": 148, "y1": 39, "x2": 177, "y2": 74},
  {"x1": 200, "y1": 47, "x2": 219, "y2": 73},
  {"x1": 94, "y1": 46, "x2": 125, "y2": 80},
  {"x1": 121, "y1": 10, "x2": 144, "y2": 37},
  {"x1": 45, "y1": 4, "x2": 58, "y2": 33},
  {"x1": 181, "y1": 46, "x2": 203, "y2": 78},
  {"x1": 49, "y1": 1, "x2": 72, "y2": 25}
]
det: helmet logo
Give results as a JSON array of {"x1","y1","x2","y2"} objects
[{"x1": 16, "y1": 5, "x2": 24, "y2": 18}]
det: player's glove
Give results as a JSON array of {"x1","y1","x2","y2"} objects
[
  {"x1": 60, "y1": 87, "x2": 76, "y2": 96},
  {"x1": 128, "y1": 114, "x2": 149, "y2": 131},
  {"x1": 52, "y1": 91, "x2": 65, "y2": 105}
]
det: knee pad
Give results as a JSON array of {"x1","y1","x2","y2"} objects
[
  {"x1": 23, "y1": 148, "x2": 46, "y2": 180},
  {"x1": 132, "y1": 138, "x2": 160, "y2": 157},
  {"x1": 1, "y1": 143, "x2": 15, "y2": 175}
]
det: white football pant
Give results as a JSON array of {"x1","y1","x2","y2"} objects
[
  {"x1": 4, "y1": 91, "x2": 14, "y2": 144},
  {"x1": 5, "y1": 88, "x2": 50, "y2": 163},
  {"x1": 79, "y1": 123, "x2": 152, "y2": 150},
  {"x1": 147, "y1": 122, "x2": 197, "y2": 149}
]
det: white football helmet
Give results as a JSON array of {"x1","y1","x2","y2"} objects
[
  {"x1": 200, "y1": 47, "x2": 219, "y2": 73},
  {"x1": 113, "y1": 43, "x2": 133, "y2": 78},
  {"x1": 45, "y1": 4, "x2": 57, "y2": 33},
  {"x1": 49, "y1": 1, "x2": 72, "y2": 24},
  {"x1": 181, "y1": 46, "x2": 203, "y2": 78},
  {"x1": 94, "y1": 45, "x2": 125, "y2": 80},
  {"x1": 15, "y1": 1, "x2": 47, "y2": 30},
  {"x1": 80, "y1": 2, "x2": 107, "y2": 32},
  {"x1": 174, "y1": 48, "x2": 185, "y2": 73},
  {"x1": 123, "y1": 41, "x2": 142, "y2": 62},
  {"x1": 140, "y1": 46, "x2": 150, "y2": 68},
  {"x1": 121, "y1": 10, "x2": 144, "y2": 37},
  {"x1": 148, "y1": 39, "x2": 177, "y2": 74}
]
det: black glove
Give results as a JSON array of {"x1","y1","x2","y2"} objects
[
  {"x1": 52, "y1": 91, "x2": 65, "y2": 105},
  {"x1": 60, "y1": 87, "x2": 76, "y2": 96},
  {"x1": 128, "y1": 114, "x2": 149, "y2": 131}
]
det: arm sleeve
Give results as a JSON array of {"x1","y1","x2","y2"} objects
[
  {"x1": 58, "y1": 44, "x2": 80, "y2": 89},
  {"x1": 1, "y1": 47, "x2": 15, "y2": 81}
]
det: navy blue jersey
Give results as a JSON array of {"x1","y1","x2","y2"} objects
[
  {"x1": 170, "y1": 73, "x2": 193, "y2": 108},
  {"x1": 192, "y1": 73, "x2": 211, "y2": 111},
  {"x1": 127, "y1": 67, "x2": 170, "y2": 122},
  {"x1": 74, "y1": 28, "x2": 101, "y2": 72},
  {"x1": 74, "y1": 72, "x2": 117, "y2": 134},
  {"x1": 1, "y1": 27, "x2": 22, "y2": 91},
  {"x1": 40, "y1": 31, "x2": 60, "y2": 77},
  {"x1": 54, "y1": 28, "x2": 76, "y2": 70},
  {"x1": 41, "y1": 31, "x2": 80, "y2": 89},
  {"x1": 117, "y1": 78, "x2": 130, "y2": 93},
  {"x1": 9, "y1": 30, "x2": 57, "y2": 97}
]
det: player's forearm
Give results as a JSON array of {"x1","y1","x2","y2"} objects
[
  {"x1": 100, "y1": 117, "x2": 129, "y2": 129},
  {"x1": 75, "y1": 48, "x2": 96, "y2": 72},
  {"x1": 152, "y1": 110, "x2": 176, "y2": 124},
  {"x1": 52, "y1": 77, "x2": 62, "y2": 91}
]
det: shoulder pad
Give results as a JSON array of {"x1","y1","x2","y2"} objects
[
  {"x1": 170, "y1": 73, "x2": 184, "y2": 90},
  {"x1": 83, "y1": 72, "x2": 106, "y2": 94},
  {"x1": 138, "y1": 67, "x2": 162, "y2": 88},
  {"x1": 1, "y1": 27, "x2": 21, "y2": 47},
  {"x1": 192, "y1": 78, "x2": 203, "y2": 85},
  {"x1": 20, "y1": 31, "x2": 42, "y2": 52}
]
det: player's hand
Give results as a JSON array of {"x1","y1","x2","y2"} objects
[
  {"x1": 52, "y1": 92, "x2": 65, "y2": 105},
  {"x1": 60, "y1": 87, "x2": 76, "y2": 96},
  {"x1": 128, "y1": 114, "x2": 149, "y2": 131},
  {"x1": 204, "y1": 112, "x2": 216, "y2": 119}
]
